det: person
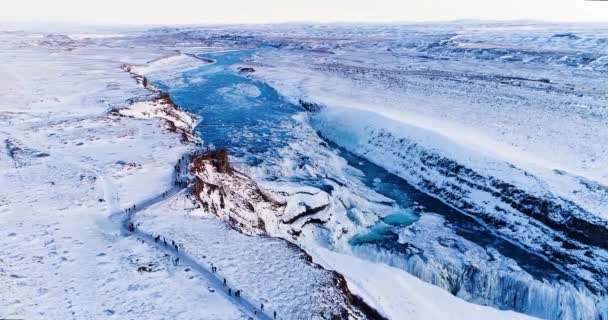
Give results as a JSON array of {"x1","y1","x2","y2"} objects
[
  {"x1": 172, "y1": 240, "x2": 175, "y2": 247},
  {"x1": 163, "y1": 238, "x2": 167, "y2": 247},
  {"x1": 174, "y1": 244, "x2": 178, "y2": 252},
  {"x1": 228, "y1": 288, "x2": 231, "y2": 296},
  {"x1": 273, "y1": 311, "x2": 277, "y2": 319},
  {"x1": 154, "y1": 235, "x2": 160, "y2": 242},
  {"x1": 261, "y1": 303, "x2": 264, "y2": 310},
  {"x1": 223, "y1": 278, "x2": 226, "y2": 286},
  {"x1": 174, "y1": 257, "x2": 180, "y2": 265}
]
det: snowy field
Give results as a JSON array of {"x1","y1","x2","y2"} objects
[
  {"x1": 2, "y1": 22, "x2": 606, "y2": 320},
  {"x1": 0, "y1": 31, "x2": 243, "y2": 319}
]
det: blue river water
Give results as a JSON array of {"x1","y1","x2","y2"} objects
[
  {"x1": 156, "y1": 50, "x2": 301, "y2": 167},
  {"x1": 152, "y1": 49, "x2": 573, "y2": 288}
]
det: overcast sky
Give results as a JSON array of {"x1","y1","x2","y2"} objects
[{"x1": 1, "y1": 0, "x2": 607, "y2": 25}]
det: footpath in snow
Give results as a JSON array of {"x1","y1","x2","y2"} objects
[{"x1": 117, "y1": 154, "x2": 277, "y2": 320}]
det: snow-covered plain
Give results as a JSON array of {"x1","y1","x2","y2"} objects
[
  {"x1": 0, "y1": 32, "x2": 247, "y2": 319},
  {"x1": 2, "y1": 22, "x2": 606, "y2": 320}
]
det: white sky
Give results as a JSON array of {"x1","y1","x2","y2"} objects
[{"x1": 0, "y1": 0, "x2": 607, "y2": 25}]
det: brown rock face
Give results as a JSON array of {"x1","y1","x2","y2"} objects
[
  {"x1": 195, "y1": 148, "x2": 232, "y2": 174},
  {"x1": 189, "y1": 148, "x2": 282, "y2": 234}
]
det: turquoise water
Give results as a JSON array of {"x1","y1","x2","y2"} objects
[{"x1": 158, "y1": 50, "x2": 301, "y2": 167}]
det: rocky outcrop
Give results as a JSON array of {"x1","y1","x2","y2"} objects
[
  {"x1": 237, "y1": 67, "x2": 256, "y2": 73},
  {"x1": 298, "y1": 99, "x2": 323, "y2": 112},
  {"x1": 190, "y1": 149, "x2": 284, "y2": 235},
  {"x1": 113, "y1": 64, "x2": 200, "y2": 143},
  {"x1": 189, "y1": 150, "x2": 386, "y2": 319}
]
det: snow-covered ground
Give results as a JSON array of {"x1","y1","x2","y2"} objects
[
  {"x1": 0, "y1": 31, "x2": 247, "y2": 319},
  {"x1": 3, "y1": 22, "x2": 606, "y2": 320}
]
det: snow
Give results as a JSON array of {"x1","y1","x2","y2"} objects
[
  {"x1": 118, "y1": 100, "x2": 196, "y2": 132},
  {"x1": 0, "y1": 31, "x2": 241, "y2": 319},
  {"x1": 312, "y1": 247, "x2": 537, "y2": 320},
  {"x1": 130, "y1": 53, "x2": 212, "y2": 89},
  {"x1": 132, "y1": 194, "x2": 362, "y2": 319},
  {"x1": 244, "y1": 23, "x2": 608, "y2": 220},
  {"x1": 130, "y1": 54, "x2": 210, "y2": 78}
]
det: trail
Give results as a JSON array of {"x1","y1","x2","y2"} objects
[{"x1": 113, "y1": 154, "x2": 275, "y2": 320}]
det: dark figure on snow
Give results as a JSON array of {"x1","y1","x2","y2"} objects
[
  {"x1": 223, "y1": 278, "x2": 226, "y2": 286},
  {"x1": 274, "y1": 311, "x2": 277, "y2": 319},
  {"x1": 163, "y1": 238, "x2": 167, "y2": 247},
  {"x1": 261, "y1": 303, "x2": 264, "y2": 310},
  {"x1": 154, "y1": 235, "x2": 160, "y2": 242},
  {"x1": 228, "y1": 288, "x2": 231, "y2": 295}
]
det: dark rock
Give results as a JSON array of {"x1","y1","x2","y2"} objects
[{"x1": 237, "y1": 67, "x2": 255, "y2": 73}]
